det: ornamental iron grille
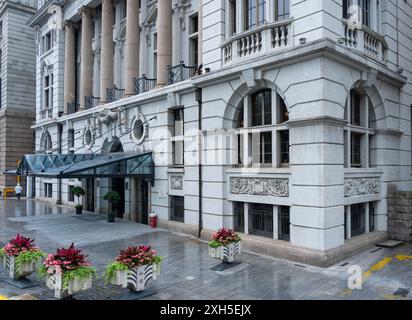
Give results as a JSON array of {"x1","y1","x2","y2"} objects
[
  {"x1": 170, "y1": 195, "x2": 184, "y2": 223},
  {"x1": 133, "y1": 74, "x2": 157, "y2": 95},
  {"x1": 167, "y1": 61, "x2": 197, "y2": 85},
  {"x1": 248, "y1": 203, "x2": 273, "y2": 238},
  {"x1": 85, "y1": 96, "x2": 100, "y2": 109},
  {"x1": 233, "y1": 202, "x2": 245, "y2": 233},
  {"x1": 106, "y1": 85, "x2": 125, "y2": 103},
  {"x1": 278, "y1": 206, "x2": 290, "y2": 241}
]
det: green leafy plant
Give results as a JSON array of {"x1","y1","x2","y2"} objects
[
  {"x1": 208, "y1": 228, "x2": 241, "y2": 248},
  {"x1": 62, "y1": 266, "x2": 96, "y2": 289},
  {"x1": 71, "y1": 186, "x2": 86, "y2": 208},
  {"x1": 103, "y1": 191, "x2": 121, "y2": 204},
  {"x1": 0, "y1": 248, "x2": 5, "y2": 258},
  {"x1": 14, "y1": 250, "x2": 46, "y2": 276},
  {"x1": 104, "y1": 261, "x2": 129, "y2": 284}
]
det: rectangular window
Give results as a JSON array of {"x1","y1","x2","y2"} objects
[
  {"x1": 68, "y1": 129, "x2": 75, "y2": 153},
  {"x1": 279, "y1": 130, "x2": 289, "y2": 166},
  {"x1": 351, "y1": 133, "x2": 362, "y2": 167},
  {"x1": 260, "y1": 132, "x2": 272, "y2": 164},
  {"x1": 342, "y1": 0, "x2": 348, "y2": 19},
  {"x1": 173, "y1": 108, "x2": 184, "y2": 166},
  {"x1": 361, "y1": 0, "x2": 370, "y2": 27},
  {"x1": 43, "y1": 31, "x2": 53, "y2": 53},
  {"x1": 248, "y1": 203, "x2": 273, "y2": 238},
  {"x1": 351, "y1": 91, "x2": 361, "y2": 126},
  {"x1": 275, "y1": 0, "x2": 290, "y2": 21},
  {"x1": 68, "y1": 186, "x2": 75, "y2": 202},
  {"x1": 351, "y1": 203, "x2": 366, "y2": 237},
  {"x1": 278, "y1": 206, "x2": 290, "y2": 241},
  {"x1": 245, "y1": 0, "x2": 257, "y2": 30},
  {"x1": 230, "y1": 0, "x2": 237, "y2": 35},
  {"x1": 44, "y1": 183, "x2": 53, "y2": 198},
  {"x1": 170, "y1": 196, "x2": 184, "y2": 223},
  {"x1": 233, "y1": 202, "x2": 245, "y2": 233}
]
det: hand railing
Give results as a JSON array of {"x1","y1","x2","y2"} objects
[
  {"x1": 85, "y1": 96, "x2": 100, "y2": 109},
  {"x1": 133, "y1": 74, "x2": 157, "y2": 95},
  {"x1": 167, "y1": 61, "x2": 198, "y2": 85},
  {"x1": 106, "y1": 85, "x2": 126, "y2": 103}
]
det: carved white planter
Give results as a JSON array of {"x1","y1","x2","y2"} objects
[
  {"x1": 2, "y1": 255, "x2": 41, "y2": 279},
  {"x1": 45, "y1": 268, "x2": 93, "y2": 299},
  {"x1": 209, "y1": 242, "x2": 241, "y2": 263},
  {"x1": 110, "y1": 264, "x2": 157, "y2": 292}
]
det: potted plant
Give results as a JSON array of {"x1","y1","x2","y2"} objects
[
  {"x1": 103, "y1": 191, "x2": 121, "y2": 223},
  {"x1": 104, "y1": 246, "x2": 163, "y2": 292},
  {"x1": 0, "y1": 234, "x2": 46, "y2": 280},
  {"x1": 208, "y1": 228, "x2": 241, "y2": 263},
  {"x1": 39, "y1": 243, "x2": 96, "y2": 299},
  {"x1": 72, "y1": 186, "x2": 86, "y2": 215}
]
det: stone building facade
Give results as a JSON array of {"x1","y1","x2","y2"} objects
[
  {"x1": 0, "y1": 0, "x2": 37, "y2": 193},
  {"x1": 25, "y1": 0, "x2": 412, "y2": 266}
]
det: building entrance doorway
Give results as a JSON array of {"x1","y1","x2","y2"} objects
[
  {"x1": 141, "y1": 179, "x2": 149, "y2": 225},
  {"x1": 112, "y1": 178, "x2": 125, "y2": 218}
]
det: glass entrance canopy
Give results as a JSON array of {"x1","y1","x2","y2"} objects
[{"x1": 4, "y1": 152, "x2": 154, "y2": 184}]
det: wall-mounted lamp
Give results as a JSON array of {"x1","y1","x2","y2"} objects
[{"x1": 299, "y1": 38, "x2": 306, "y2": 45}]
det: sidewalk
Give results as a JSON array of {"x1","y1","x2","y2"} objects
[{"x1": 0, "y1": 199, "x2": 411, "y2": 300}]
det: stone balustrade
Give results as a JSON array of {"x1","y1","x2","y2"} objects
[
  {"x1": 222, "y1": 19, "x2": 293, "y2": 65},
  {"x1": 341, "y1": 20, "x2": 388, "y2": 63}
]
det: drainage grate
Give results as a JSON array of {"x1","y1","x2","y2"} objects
[
  {"x1": 370, "y1": 247, "x2": 383, "y2": 253},
  {"x1": 294, "y1": 264, "x2": 306, "y2": 268},
  {"x1": 393, "y1": 288, "x2": 409, "y2": 297},
  {"x1": 340, "y1": 262, "x2": 349, "y2": 267}
]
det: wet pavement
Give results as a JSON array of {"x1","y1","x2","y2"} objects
[{"x1": 0, "y1": 199, "x2": 411, "y2": 300}]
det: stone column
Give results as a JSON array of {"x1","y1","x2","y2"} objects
[
  {"x1": 125, "y1": 0, "x2": 139, "y2": 96},
  {"x1": 101, "y1": 0, "x2": 114, "y2": 102},
  {"x1": 79, "y1": 7, "x2": 94, "y2": 110},
  {"x1": 63, "y1": 22, "x2": 76, "y2": 114},
  {"x1": 156, "y1": 0, "x2": 172, "y2": 86}
]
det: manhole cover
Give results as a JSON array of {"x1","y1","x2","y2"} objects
[
  {"x1": 393, "y1": 288, "x2": 409, "y2": 297},
  {"x1": 376, "y1": 240, "x2": 403, "y2": 248},
  {"x1": 73, "y1": 215, "x2": 105, "y2": 222}
]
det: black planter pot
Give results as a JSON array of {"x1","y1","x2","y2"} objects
[
  {"x1": 75, "y1": 206, "x2": 83, "y2": 215},
  {"x1": 108, "y1": 213, "x2": 116, "y2": 223}
]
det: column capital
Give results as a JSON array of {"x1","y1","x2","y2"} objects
[
  {"x1": 63, "y1": 20, "x2": 77, "y2": 30},
  {"x1": 78, "y1": 6, "x2": 94, "y2": 17}
]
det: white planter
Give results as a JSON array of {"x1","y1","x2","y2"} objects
[
  {"x1": 2, "y1": 254, "x2": 41, "y2": 279},
  {"x1": 208, "y1": 241, "x2": 241, "y2": 263},
  {"x1": 110, "y1": 264, "x2": 158, "y2": 292},
  {"x1": 45, "y1": 268, "x2": 93, "y2": 299}
]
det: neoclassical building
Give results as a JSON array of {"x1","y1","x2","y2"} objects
[{"x1": 20, "y1": 0, "x2": 412, "y2": 266}]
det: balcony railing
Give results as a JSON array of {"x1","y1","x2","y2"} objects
[
  {"x1": 133, "y1": 74, "x2": 157, "y2": 95},
  {"x1": 341, "y1": 20, "x2": 388, "y2": 63},
  {"x1": 106, "y1": 85, "x2": 125, "y2": 103},
  {"x1": 67, "y1": 101, "x2": 79, "y2": 114},
  {"x1": 167, "y1": 61, "x2": 197, "y2": 85},
  {"x1": 85, "y1": 96, "x2": 100, "y2": 110},
  {"x1": 222, "y1": 19, "x2": 293, "y2": 65}
]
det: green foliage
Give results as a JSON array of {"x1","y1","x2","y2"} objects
[
  {"x1": 14, "y1": 250, "x2": 46, "y2": 276},
  {"x1": 0, "y1": 248, "x2": 4, "y2": 258},
  {"x1": 62, "y1": 266, "x2": 96, "y2": 289},
  {"x1": 104, "y1": 261, "x2": 129, "y2": 284},
  {"x1": 71, "y1": 186, "x2": 86, "y2": 197},
  {"x1": 103, "y1": 191, "x2": 121, "y2": 204},
  {"x1": 208, "y1": 240, "x2": 223, "y2": 248}
]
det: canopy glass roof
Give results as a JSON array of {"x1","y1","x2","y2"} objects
[{"x1": 4, "y1": 152, "x2": 154, "y2": 183}]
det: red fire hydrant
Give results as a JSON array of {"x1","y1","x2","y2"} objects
[{"x1": 149, "y1": 213, "x2": 157, "y2": 228}]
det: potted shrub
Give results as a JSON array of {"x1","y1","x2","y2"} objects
[
  {"x1": 104, "y1": 246, "x2": 163, "y2": 292},
  {"x1": 72, "y1": 186, "x2": 86, "y2": 215},
  {"x1": 208, "y1": 228, "x2": 241, "y2": 263},
  {"x1": 0, "y1": 234, "x2": 46, "y2": 280},
  {"x1": 103, "y1": 191, "x2": 121, "y2": 223},
  {"x1": 39, "y1": 243, "x2": 96, "y2": 299}
]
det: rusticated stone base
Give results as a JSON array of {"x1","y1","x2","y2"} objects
[{"x1": 388, "y1": 190, "x2": 412, "y2": 241}]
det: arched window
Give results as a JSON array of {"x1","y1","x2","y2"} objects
[
  {"x1": 40, "y1": 131, "x2": 53, "y2": 154},
  {"x1": 344, "y1": 88, "x2": 376, "y2": 168},
  {"x1": 236, "y1": 88, "x2": 289, "y2": 167}
]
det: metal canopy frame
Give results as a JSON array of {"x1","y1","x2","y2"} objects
[{"x1": 4, "y1": 152, "x2": 155, "y2": 184}]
